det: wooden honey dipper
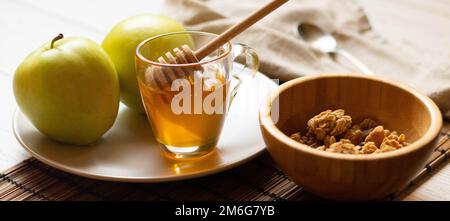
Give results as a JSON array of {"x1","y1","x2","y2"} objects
[{"x1": 147, "y1": 0, "x2": 289, "y2": 89}]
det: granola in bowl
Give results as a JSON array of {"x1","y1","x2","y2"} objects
[{"x1": 289, "y1": 109, "x2": 409, "y2": 154}]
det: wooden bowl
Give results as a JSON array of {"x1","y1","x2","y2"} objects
[{"x1": 259, "y1": 74, "x2": 442, "y2": 200}]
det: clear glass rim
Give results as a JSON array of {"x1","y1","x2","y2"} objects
[{"x1": 135, "y1": 31, "x2": 232, "y2": 68}]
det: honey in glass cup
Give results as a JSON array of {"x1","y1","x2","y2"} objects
[{"x1": 136, "y1": 31, "x2": 259, "y2": 159}]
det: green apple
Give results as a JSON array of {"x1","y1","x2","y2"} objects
[
  {"x1": 102, "y1": 14, "x2": 191, "y2": 112},
  {"x1": 13, "y1": 34, "x2": 120, "y2": 145}
]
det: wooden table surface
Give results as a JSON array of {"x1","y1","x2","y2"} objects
[{"x1": 1, "y1": 0, "x2": 449, "y2": 200}]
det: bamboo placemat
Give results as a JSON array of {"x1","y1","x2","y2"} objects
[{"x1": 1, "y1": 122, "x2": 449, "y2": 201}]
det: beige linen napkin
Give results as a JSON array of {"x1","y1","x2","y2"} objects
[{"x1": 163, "y1": 0, "x2": 450, "y2": 118}]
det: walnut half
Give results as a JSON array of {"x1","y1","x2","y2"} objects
[{"x1": 306, "y1": 109, "x2": 352, "y2": 141}]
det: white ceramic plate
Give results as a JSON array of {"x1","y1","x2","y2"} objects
[{"x1": 13, "y1": 69, "x2": 278, "y2": 182}]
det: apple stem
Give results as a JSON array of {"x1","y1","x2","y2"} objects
[{"x1": 50, "y1": 33, "x2": 64, "y2": 49}]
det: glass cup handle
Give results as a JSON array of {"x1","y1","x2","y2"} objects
[{"x1": 228, "y1": 43, "x2": 260, "y2": 108}]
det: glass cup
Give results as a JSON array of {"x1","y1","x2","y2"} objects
[{"x1": 135, "y1": 31, "x2": 259, "y2": 159}]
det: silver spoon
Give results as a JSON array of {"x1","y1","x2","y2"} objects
[{"x1": 296, "y1": 23, "x2": 374, "y2": 75}]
